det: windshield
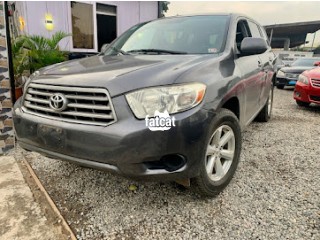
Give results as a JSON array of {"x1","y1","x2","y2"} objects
[
  {"x1": 291, "y1": 58, "x2": 320, "y2": 67},
  {"x1": 104, "y1": 15, "x2": 230, "y2": 55}
]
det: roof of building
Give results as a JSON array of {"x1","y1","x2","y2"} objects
[{"x1": 264, "y1": 20, "x2": 320, "y2": 48}]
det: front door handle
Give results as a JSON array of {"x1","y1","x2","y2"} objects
[{"x1": 258, "y1": 60, "x2": 262, "y2": 68}]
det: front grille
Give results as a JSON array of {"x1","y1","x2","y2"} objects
[
  {"x1": 22, "y1": 83, "x2": 117, "y2": 126},
  {"x1": 310, "y1": 95, "x2": 320, "y2": 102},
  {"x1": 311, "y1": 78, "x2": 320, "y2": 88}
]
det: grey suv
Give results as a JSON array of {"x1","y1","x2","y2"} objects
[{"x1": 13, "y1": 14, "x2": 276, "y2": 197}]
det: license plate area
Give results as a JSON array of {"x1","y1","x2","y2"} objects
[
  {"x1": 288, "y1": 80, "x2": 297, "y2": 85},
  {"x1": 37, "y1": 124, "x2": 65, "y2": 150}
]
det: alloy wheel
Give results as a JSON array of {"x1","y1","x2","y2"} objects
[
  {"x1": 205, "y1": 125, "x2": 235, "y2": 181},
  {"x1": 267, "y1": 86, "x2": 273, "y2": 116}
]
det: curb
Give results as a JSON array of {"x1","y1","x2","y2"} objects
[{"x1": 22, "y1": 158, "x2": 77, "y2": 240}]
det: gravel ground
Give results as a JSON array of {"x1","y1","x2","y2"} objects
[{"x1": 15, "y1": 88, "x2": 320, "y2": 239}]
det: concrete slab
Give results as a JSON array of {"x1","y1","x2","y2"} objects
[{"x1": 0, "y1": 156, "x2": 67, "y2": 240}]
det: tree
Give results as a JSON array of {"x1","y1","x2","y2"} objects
[
  {"x1": 13, "y1": 31, "x2": 69, "y2": 73},
  {"x1": 12, "y1": 31, "x2": 70, "y2": 87},
  {"x1": 20, "y1": 31, "x2": 70, "y2": 72},
  {"x1": 159, "y1": 1, "x2": 170, "y2": 17}
]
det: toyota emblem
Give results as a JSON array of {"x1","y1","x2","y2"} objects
[{"x1": 49, "y1": 93, "x2": 68, "y2": 111}]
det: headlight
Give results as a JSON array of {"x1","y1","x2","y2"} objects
[
  {"x1": 276, "y1": 70, "x2": 286, "y2": 78},
  {"x1": 125, "y1": 83, "x2": 206, "y2": 118},
  {"x1": 298, "y1": 74, "x2": 309, "y2": 85}
]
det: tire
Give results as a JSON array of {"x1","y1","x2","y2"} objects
[
  {"x1": 256, "y1": 84, "x2": 274, "y2": 122},
  {"x1": 191, "y1": 109, "x2": 242, "y2": 197},
  {"x1": 296, "y1": 100, "x2": 310, "y2": 107},
  {"x1": 276, "y1": 84, "x2": 285, "y2": 89}
]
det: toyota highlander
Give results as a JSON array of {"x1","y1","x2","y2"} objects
[{"x1": 13, "y1": 14, "x2": 276, "y2": 197}]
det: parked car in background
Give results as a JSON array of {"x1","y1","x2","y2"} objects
[
  {"x1": 13, "y1": 14, "x2": 276, "y2": 197},
  {"x1": 276, "y1": 57, "x2": 320, "y2": 89},
  {"x1": 275, "y1": 58, "x2": 286, "y2": 72},
  {"x1": 294, "y1": 67, "x2": 320, "y2": 107}
]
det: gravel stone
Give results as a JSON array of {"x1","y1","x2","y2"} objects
[{"x1": 15, "y1": 88, "x2": 320, "y2": 239}]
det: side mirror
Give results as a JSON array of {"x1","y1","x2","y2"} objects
[
  {"x1": 240, "y1": 37, "x2": 268, "y2": 56},
  {"x1": 100, "y1": 43, "x2": 110, "y2": 53},
  {"x1": 313, "y1": 61, "x2": 320, "y2": 66}
]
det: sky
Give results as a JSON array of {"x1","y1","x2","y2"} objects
[{"x1": 165, "y1": 1, "x2": 320, "y2": 47}]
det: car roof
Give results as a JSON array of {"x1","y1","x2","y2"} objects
[{"x1": 156, "y1": 13, "x2": 260, "y2": 25}]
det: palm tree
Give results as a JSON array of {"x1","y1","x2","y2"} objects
[
  {"x1": 13, "y1": 31, "x2": 70, "y2": 77},
  {"x1": 19, "y1": 31, "x2": 70, "y2": 72}
]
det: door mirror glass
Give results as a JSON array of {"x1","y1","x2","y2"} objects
[{"x1": 240, "y1": 37, "x2": 268, "y2": 56}]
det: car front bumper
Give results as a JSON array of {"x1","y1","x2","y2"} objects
[
  {"x1": 294, "y1": 82, "x2": 320, "y2": 105},
  {"x1": 276, "y1": 77, "x2": 297, "y2": 86},
  {"x1": 13, "y1": 96, "x2": 215, "y2": 181}
]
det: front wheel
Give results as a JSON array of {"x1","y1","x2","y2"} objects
[
  {"x1": 192, "y1": 109, "x2": 242, "y2": 197},
  {"x1": 276, "y1": 84, "x2": 285, "y2": 89}
]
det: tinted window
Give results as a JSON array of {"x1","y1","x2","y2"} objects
[
  {"x1": 236, "y1": 20, "x2": 250, "y2": 51},
  {"x1": 106, "y1": 16, "x2": 230, "y2": 55},
  {"x1": 248, "y1": 21, "x2": 262, "y2": 38},
  {"x1": 71, "y1": 2, "x2": 94, "y2": 49},
  {"x1": 291, "y1": 58, "x2": 320, "y2": 66}
]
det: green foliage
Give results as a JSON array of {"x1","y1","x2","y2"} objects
[
  {"x1": 12, "y1": 31, "x2": 70, "y2": 85},
  {"x1": 159, "y1": 1, "x2": 170, "y2": 17},
  {"x1": 12, "y1": 36, "x2": 29, "y2": 80}
]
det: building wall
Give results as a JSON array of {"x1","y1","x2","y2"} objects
[
  {"x1": 116, "y1": 1, "x2": 158, "y2": 35},
  {"x1": 14, "y1": 1, "x2": 158, "y2": 52},
  {"x1": 0, "y1": 2, "x2": 15, "y2": 154},
  {"x1": 15, "y1": 1, "x2": 71, "y2": 49}
]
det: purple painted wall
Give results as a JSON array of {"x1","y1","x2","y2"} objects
[{"x1": 15, "y1": 1, "x2": 158, "y2": 52}]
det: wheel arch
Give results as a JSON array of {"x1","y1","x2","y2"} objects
[
  {"x1": 272, "y1": 73, "x2": 277, "y2": 86},
  {"x1": 220, "y1": 96, "x2": 240, "y2": 120}
]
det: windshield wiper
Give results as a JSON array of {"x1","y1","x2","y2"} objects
[
  {"x1": 127, "y1": 49, "x2": 187, "y2": 55},
  {"x1": 110, "y1": 46, "x2": 130, "y2": 55}
]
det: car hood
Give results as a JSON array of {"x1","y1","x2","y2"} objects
[
  {"x1": 32, "y1": 54, "x2": 216, "y2": 97},
  {"x1": 280, "y1": 66, "x2": 315, "y2": 73},
  {"x1": 303, "y1": 67, "x2": 320, "y2": 78}
]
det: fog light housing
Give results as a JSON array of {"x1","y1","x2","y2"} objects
[{"x1": 144, "y1": 154, "x2": 186, "y2": 172}]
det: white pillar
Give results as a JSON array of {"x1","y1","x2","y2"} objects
[{"x1": 284, "y1": 38, "x2": 290, "y2": 50}]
